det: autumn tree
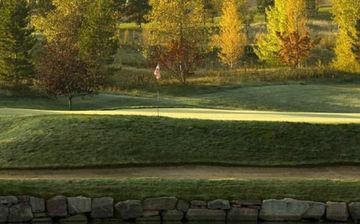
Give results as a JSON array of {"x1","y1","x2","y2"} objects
[
  {"x1": 0, "y1": 0, "x2": 36, "y2": 87},
  {"x1": 79, "y1": 0, "x2": 118, "y2": 84},
  {"x1": 332, "y1": 0, "x2": 360, "y2": 71},
  {"x1": 255, "y1": 0, "x2": 312, "y2": 65},
  {"x1": 257, "y1": 0, "x2": 274, "y2": 20},
  {"x1": 34, "y1": 0, "x2": 118, "y2": 108},
  {"x1": 144, "y1": 0, "x2": 208, "y2": 84},
  {"x1": 37, "y1": 36, "x2": 93, "y2": 110},
  {"x1": 28, "y1": 0, "x2": 54, "y2": 16},
  {"x1": 353, "y1": 20, "x2": 360, "y2": 62},
  {"x1": 215, "y1": 0, "x2": 247, "y2": 68},
  {"x1": 124, "y1": 0, "x2": 151, "y2": 27}
]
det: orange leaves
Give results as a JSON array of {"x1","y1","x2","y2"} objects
[{"x1": 276, "y1": 31, "x2": 318, "y2": 67}]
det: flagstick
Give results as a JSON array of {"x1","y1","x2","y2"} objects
[{"x1": 157, "y1": 88, "x2": 160, "y2": 117}]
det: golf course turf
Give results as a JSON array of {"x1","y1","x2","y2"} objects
[{"x1": 0, "y1": 114, "x2": 359, "y2": 169}]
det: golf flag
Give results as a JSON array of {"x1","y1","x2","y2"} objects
[{"x1": 154, "y1": 64, "x2": 161, "y2": 80}]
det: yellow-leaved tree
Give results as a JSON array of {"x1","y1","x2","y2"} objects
[
  {"x1": 216, "y1": 0, "x2": 247, "y2": 68},
  {"x1": 255, "y1": 0, "x2": 310, "y2": 65},
  {"x1": 332, "y1": 0, "x2": 360, "y2": 72},
  {"x1": 143, "y1": 0, "x2": 208, "y2": 84}
]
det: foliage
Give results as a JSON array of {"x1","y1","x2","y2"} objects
[
  {"x1": 353, "y1": 20, "x2": 360, "y2": 62},
  {"x1": 124, "y1": 0, "x2": 151, "y2": 27},
  {"x1": 33, "y1": 0, "x2": 117, "y2": 109},
  {"x1": 331, "y1": 0, "x2": 360, "y2": 71},
  {"x1": 255, "y1": 0, "x2": 309, "y2": 65},
  {"x1": 202, "y1": 0, "x2": 221, "y2": 23},
  {"x1": 79, "y1": 0, "x2": 118, "y2": 84},
  {"x1": 28, "y1": 0, "x2": 54, "y2": 16},
  {"x1": 256, "y1": 0, "x2": 274, "y2": 16},
  {"x1": 36, "y1": 37, "x2": 95, "y2": 110},
  {"x1": 215, "y1": 0, "x2": 247, "y2": 68},
  {"x1": 0, "y1": 0, "x2": 36, "y2": 87},
  {"x1": 277, "y1": 31, "x2": 316, "y2": 67},
  {"x1": 144, "y1": 0, "x2": 208, "y2": 84}
]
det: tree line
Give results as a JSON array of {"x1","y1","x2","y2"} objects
[{"x1": 0, "y1": 0, "x2": 359, "y2": 108}]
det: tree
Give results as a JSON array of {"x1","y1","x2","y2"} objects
[
  {"x1": 257, "y1": 0, "x2": 274, "y2": 20},
  {"x1": 124, "y1": 0, "x2": 151, "y2": 27},
  {"x1": 79, "y1": 0, "x2": 118, "y2": 84},
  {"x1": 37, "y1": 36, "x2": 93, "y2": 110},
  {"x1": 215, "y1": 0, "x2": 247, "y2": 68},
  {"x1": 0, "y1": 0, "x2": 36, "y2": 87},
  {"x1": 34, "y1": 0, "x2": 117, "y2": 108},
  {"x1": 332, "y1": 0, "x2": 360, "y2": 71},
  {"x1": 255, "y1": 0, "x2": 310, "y2": 65},
  {"x1": 28, "y1": 0, "x2": 54, "y2": 16},
  {"x1": 277, "y1": 31, "x2": 316, "y2": 67},
  {"x1": 353, "y1": 20, "x2": 360, "y2": 62},
  {"x1": 144, "y1": 0, "x2": 208, "y2": 84}
]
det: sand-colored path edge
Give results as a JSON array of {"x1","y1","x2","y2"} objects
[{"x1": 2, "y1": 166, "x2": 360, "y2": 180}]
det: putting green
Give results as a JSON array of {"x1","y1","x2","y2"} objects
[{"x1": 1, "y1": 107, "x2": 360, "y2": 124}]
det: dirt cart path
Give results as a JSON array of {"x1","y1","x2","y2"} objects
[{"x1": 1, "y1": 166, "x2": 360, "y2": 180}]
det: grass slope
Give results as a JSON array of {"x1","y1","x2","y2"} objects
[
  {"x1": 0, "y1": 115, "x2": 359, "y2": 169},
  {"x1": 1, "y1": 84, "x2": 360, "y2": 113},
  {"x1": 0, "y1": 178, "x2": 360, "y2": 202}
]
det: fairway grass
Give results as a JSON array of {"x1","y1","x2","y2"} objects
[
  {"x1": 1, "y1": 178, "x2": 360, "y2": 202},
  {"x1": 0, "y1": 115, "x2": 359, "y2": 169},
  {"x1": 1, "y1": 84, "x2": 360, "y2": 113}
]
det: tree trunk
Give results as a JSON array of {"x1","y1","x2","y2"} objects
[{"x1": 68, "y1": 96, "x2": 73, "y2": 111}]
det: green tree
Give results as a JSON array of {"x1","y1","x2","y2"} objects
[
  {"x1": 124, "y1": 0, "x2": 151, "y2": 27},
  {"x1": 0, "y1": 0, "x2": 36, "y2": 86},
  {"x1": 144, "y1": 0, "x2": 208, "y2": 84},
  {"x1": 332, "y1": 0, "x2": 360, "y2": 71},
  {"x1": 255, "y1": 0, "x2": 309, "y2": 65},
  {"x1": 79, "y1": 0, "x2": 118, "y2": 84},
  {"x1": 215, "y1": 0, "x2": 247, "y2": 68}
]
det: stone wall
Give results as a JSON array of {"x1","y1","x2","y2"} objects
[{"x1": 0, "y1": 196, "x2": 359, "y2": 223}]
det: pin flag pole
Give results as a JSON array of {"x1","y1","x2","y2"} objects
[{"x1": 154, "y1": 63, "x2": 161, "y2": 117}]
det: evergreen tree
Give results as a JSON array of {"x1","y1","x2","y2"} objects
[
  {"x1": 255, "y1": 0, "x2": 309, "y2": 65},
  {"x1": 332, "y1": 0, "x2": 360, "y2": 71},
  {"x1": 124, "y1": 0, "x2": 151, "y2": 27},
  {"x1": 353, "y1": 20, "x2": 360, "y2": 62},
  {"x1": 0, "y1": 0, "x2": 36, "y2": 86},
  {"x1": 28, "y1": 0, "x2": 54, "y2": 16},
  {"x1": 79, "y1": 0, "x2": 118, "y2": 83},
  {"x1": 144, "y1": 0, "x2": 208, "y2": 84},
  {"x1": 216, "y1": 0, "x2": 247, "y2": 68}
]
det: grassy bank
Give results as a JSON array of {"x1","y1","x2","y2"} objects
[
  {"x1": 1, "y1": 178, "x2": 360, "y2": 202},
  {"x1": 2, "y1": 83, "x2": 360, "y2": 113},
  {"x1": 0, "y1": 115, "x2": 359, "y2": 169}
]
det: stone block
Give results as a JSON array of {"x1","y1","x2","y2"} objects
[
  {"x1": 68, "y1": 196, "x2": 91, "y2": 215},
  {"x1": 259, "y1": 198, "x2": 309, "y2": 221},
  {"x1": 30, "y1": 197, "x2": 45, "y2": 213},
  {"x1": 115, "y1": 200, "x2": 143, "y2": 220},
  {"x1": 143, "y1": 197, "x2": 177, "y2": 211},
  {"x1": 8, "y1": 203, "x2": 33, "y2": 223},
  {"x1": 91, "y1": 197, "x2": 113, "y2": 219},
  {"x1": 46, "y1": 196, "x2": 67, "y2": 218},
  {"x1": 162, "y1": 209, "x2": 184, "y2": 221},
  {"x1": 349, "y1": 202, "x2": 360, "y2": 221},
  {"x1": 326, "y1": 202, "x2": 349, "y2": 222},
  {"x1": 208, "y1": 199, "x2": 230, "y2": 210},
  {"x1": 186, "y1": 209, "x2": 226, "y2": 221},
  {"x1": 0, "y1": 204, "x2": 9, "y2": 223},
  {"x1": 176, "y1": 200, "x2": 189, "y2": 212},
  {"x1": 227, "y1": 207, "x2": 258, "y2": 222},
  {"x1": 190, "y1": 200, "x2": 207, "y2": 209}
]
